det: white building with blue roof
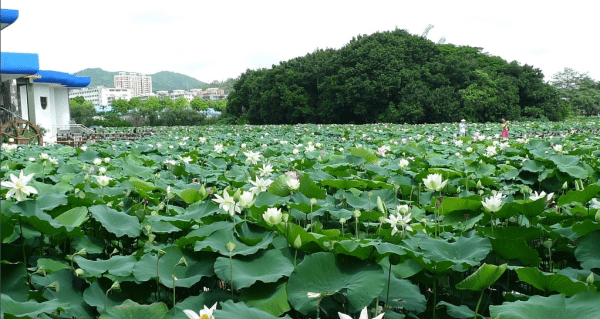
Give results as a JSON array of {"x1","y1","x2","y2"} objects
[{"x1": 1, "y1": 8, "x2": 91, "y2": 144}]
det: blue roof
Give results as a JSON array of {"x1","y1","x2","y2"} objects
[
  {"x1": 1, "y1": 9, "x2": 19, "y2": 30},
  {"x1": 0, "y1": 52, "x2": 39, "y2": 75},
  {"x1": 33, "y1": 70, "x2": 91, "y2": 88}
]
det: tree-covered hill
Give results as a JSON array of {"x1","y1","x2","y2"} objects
[
  {"x1": 226, "y1": 29, "x2": 569, "y2": 124},
  {"x1": 74, "y1": 68, "x2": 207, "y2": 92}
]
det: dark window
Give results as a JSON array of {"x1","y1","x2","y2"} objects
[{"x1": 40, "y1": 97, "x2": 48, "y2": 110}]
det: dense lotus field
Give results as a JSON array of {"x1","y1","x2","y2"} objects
[{"x1": 2, "y1": 118, "x2": 600, "y2": 319}]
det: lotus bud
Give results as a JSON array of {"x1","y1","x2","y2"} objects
[
  {"x1": 575, "y1": 181, "x2": 580, "y2": 191},
  {"x1": 293, "y1": 235, "x2": 302, "y2": 249},
  {"x1": 457, "y1": 187, "x2": 461, "y2": 194},
  {"x1": 84, "y1": 174, "x2": 89, "y2": 181},
  {"x1": 478, "y1": 190, "x2": 484, "y2": 196},
  {"x1": 353, "y1": 210, "x2": 361, "y2": 218},
  {"x1": 562, "y1": 181, "x2": 568, "y2": 190},
  {"x1": 587, "y1": 273, "x2": 595, "y2": 285},
  {"x1": 226, "y1": 241, "x2": 236, "y2": 253},
  {"x1": 157, "y1": 203, "x2": 165, "y2": 211},
  {"x1": 75, "y1": 268, "x2": 84, "y2": 277},
  {"x1": 543, "y1": 239, "x2": 553, "y2": 250},
  {"x1": 476, "y1": 180, "x2": 482, "y2": 189},
  {"x1": 176, "y1": 256, "x2": 188, "y2": 267},
  {"x1": 78, "y1": 191, "x2": 86, "y2": 199},
  {"x1": 310, "y1": 198, "x2": 318, "y2": 206},
  {"x1": 282, "y1": 213, "x2": 289, "y2": 223},
  {"x1": 377, "y1": 196, "x2": 387, "y2": 214}
]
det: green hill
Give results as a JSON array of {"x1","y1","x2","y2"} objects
[{"x1": 74, "y1": 68, "x2": 207, "y2": 92}]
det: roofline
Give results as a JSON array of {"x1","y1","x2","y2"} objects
[
  {"x1": 33, "y1": 70, "x2": 91, "y2": 88},
  {"x1": 1, "y1": 9, "x2": 19, "y2": 30}
]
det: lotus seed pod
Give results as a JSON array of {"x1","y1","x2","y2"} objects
[
  {"x1": 78, "y1": 191, "x2": 85, "y2": 199},
  {"x1": 226, "y1": 241, "x2": 236, "y2": 253},
  {"x1": 542, "y1": 240, "x2": 553, "y2": 250},
  {"x1": 47, "y1": 281, "x2": 60, "y2": 292},
  {"x1": 75, "y1": 268, "x2": 84, "y2": 277},
  {"x1": 106, "y1": 202, "x2": 112, "y2": 208},
  {"x1": 157, "y1": 249, "x2": 166, "y2": 257},
  {"x1": 310, "y1": 198, "x2": 318, "y2": 205},
  {"x1": 176, "y1": 256, "x2": 188, "y2": 267},
  {"x1": 339, "y1": 218, "x2": 346, "y2": 224},
  {"x1": 353, "y1": 210, "x2": 361, "y2": 218},
  {"x1": 110, "y1": 281, "x2": 120, "y2": 291}
]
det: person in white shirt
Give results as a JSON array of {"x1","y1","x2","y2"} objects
[{"x1": 459, "y1": 119, "x2": 467, "y2": 136}]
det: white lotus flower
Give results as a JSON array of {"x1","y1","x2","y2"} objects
[
  {"x1": 164, "y1": 159, "x2": 177, "y2": 166},
  {"x1": 423, "y1": 173, "x2": 448, "y2": 192},
  {"x1": 48, "y1": 157, "x2": 58, "y2": 165},
  {"x1": 398, "y1": 158, "x2": 409, "y2": 169},
  {"x1": 1, "y1": 170, "x2": 38, "y2": 202},
  {"x1": 307, "y1": 292, "x2": 321, "y2": 299},
  {"x1": 396, "y1": 204, "x2": 409, "y2": 214},
  {"x1": 553, "y1": 144, "x2": 563, "y2": 152},
  {"x1": 339, "y1": 306, "x2": 384, "y2": 319},
  {"x1": 305, "y1": 144, "x2": 316, "y2": 152},
  {"x1": 376, "y1": 145, "x2": 390, "y2": 157},
  {"x1": 529, "y1": 191, "x2": 551, "y2": 201},
  {"x1": 591, "y1": 198, "x2": 600, "y2": 210},
  {"x1": 484, "y1": 145, "x2": 497, "y2": 157},
  {"x1": 39, "y1": 153, "x2": 49, "y2": 160},
  {"x1": 243, "y1": 150, "x2": 261, "y2": 165},
  {"x1": 104, "y1": 157, "x2": 111, "y2": 164},
  {"x1": 238, "y1": 191, "x2": 255, "y2": 208},
  {"x1": 263, "y1": 207, "x2": 283, "y2": 226},
  {"x1": 98, "y1": 167, "x2": 107, "y2": 174},
  {"x1": 286, "y1": 178, "x2": 300, "y2": 191},
  {"x1": 94, "y1": 175, "x2": 112, "y2": 187},
  {"x1": 183, "y1": 302, "x2": 217, "y2": 319},
  {"x1": 213, "y1": 144, "x2": 224, "y2": 154},
  {"x1": 212, "y1": 191, "x2": 240, "y2": 216},
  {"x1": 249, "y1": 177, "x2": 273, "y2": 195},
  {"x1": 466, "y1": 147, "x2": 473, "y2": 153},
  {"x1": 93, "y1": 158, "x2": 102, "y2": 165},
  {"x1": 482, "y1": 193, "x2": 505, "y2": 212},
  {"x1": 180, "y1": 156, "x2": 193, "y2": 164},
  {"x1": 259, "y1": 164, "x2": 274, "y2": 177},
  {"x1": 80, "y1": 145, "x2": 88, "y2": 151},
  {"x1": 199, "y1": 137, "x2": 207, "y2": 143}
]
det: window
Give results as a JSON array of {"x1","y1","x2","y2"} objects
[{"x1": 40, "y1": 97, "x2": 48, "y2": 110}]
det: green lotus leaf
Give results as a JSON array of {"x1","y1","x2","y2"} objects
[
  {"x1": 549, "y1": 154, "x2": 580, "y2": 167},
  {"x1": 515, "y1": 267, "x2": 590, "y2": 297},
  {"x1": 89, "y1": 205, "x2": 141, "y2": 238},
  {"x1": 75, "y1": 255, "x2": 137, "y2": 277},
  {"x1": 438, "y1": 197, "x2": 483, "y2": 215},
  {"x1": 36, "y1": 258, "x2": 70, "y2": 274},
  {"x1": 298, "y1": 173, "x2": 326, "y2": 199},
  {"x1": 178, "y1": 188, "x2": 202, "y2": 204},
  {"x1": 83, "y1": 279, "x2": 129, "y2": 312},
  {"x1": 54, "y1": 206, "x2": 88, "y2": 228},
  {"x1": 99, "y1": 299, "x2": 169, "y2": 319},
  {"x1": 132, "y1": 246, "x2": 215, "y2": 288},
  {"x1": 73, "y1": 235, "x2": 105, "y2": 254},
  {"x1": 254, "y1": 192, "x2": 289, "y2": 207},
  {"x1": 0, "y1": 293, "x2": 69, "y2": 319},
  {"x1": 489, "y1": 291, "x2": 600, "y2": 319},
  {"x1": 238, "y1": 281, "x2": 291, "y2": 317},
  {"x1": 521, "y1": 160, "x2": 545, "y2": 173},
  {"x1": 214, "y1": 248, "x2": 294, "y2": 290},
  {"x1": 287, "y1": 252, "x2": 385, "y2": 315},
  {"x1": 30, "y1": 268, "x2": 94, "y2": 319},
  {"x1": 557, "y1": 184, "x2": 600, "y2": 206},
  {"x1": 194, "y1": 228, "x2": 274, "y2": 256},
  {"x1": 572, "y1": 220, "x2": 600, "y2": 237},
  {"x1": 574, "y1": 230, "x2": 600, "y2": 270},
  {"x1": 419, "y1": 235, "x2": 491, "y2": 272},
  {"x1": 436, "y1": 301, "x2": 483, "y2": 319},
  {"x1": 129, "y1": 178, "x2": 156, "y2": 193},
  {"x1": 380, "y1": 262, "x2": 426, "y2": 314},
  {"x1": 558, "y1": 165, "x2": 589, "y2": 179},
  {"x1": 1, "y1": 262, "x2": 29, "y2": 302},
  {"x1": 213, "y1": 300, "x2": 292, "y2": 319},
  {"x1": 456, "y1": 263, "x2": 507, "y2": 291},
  {"x1": 321, "y1": 179, "x2": 367, "y2": 190},
  {"x1": 489, "y1": 237, "x2": 541, "y2": 266}
]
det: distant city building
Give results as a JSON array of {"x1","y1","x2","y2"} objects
[
  {"x1": 113, "y1": 72, "x2": 152, "y2": 97},
  {"x1": 139, "y1": 93, "x2": 158, "y2": 102},
  {"x1": 69, "y1": 86, "x2": 133, "y2": 106},
  {"x1": 170, "y1": 89, "x2": 194, "y2": 102}
]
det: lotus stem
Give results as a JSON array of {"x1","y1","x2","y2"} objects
[
  {"x1": 229, "y1": 251, "x2": 234, "y2": 299},
  {"x1": 19, "y1": 216, "x2": 26, "y2": 266},
  {"x1": 385, "y1": 261, "x2": 392, "y2": 316},
  {"x1": 473, "y1": 289, "x2": 485, "y2": 319}
]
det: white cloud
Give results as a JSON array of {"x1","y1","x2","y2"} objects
[{"x1": 2, "y1": 0, "x2": 598, "y2": 83}]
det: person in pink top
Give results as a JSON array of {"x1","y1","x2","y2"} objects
[{"x1": 501, "y1": 118, "x2": 510, "y2": 139}]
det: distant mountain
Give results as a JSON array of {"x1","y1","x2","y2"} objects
[{"x1": 74, "y1": 68, "x2": 207, "y2": 92}]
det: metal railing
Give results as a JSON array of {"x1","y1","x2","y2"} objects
[
  {"x1": 0, "y1": 105, "x2": 25, "y2": 123},
  {"x1": 52, "y1": 122, "x2": 94, "y2": 136}
]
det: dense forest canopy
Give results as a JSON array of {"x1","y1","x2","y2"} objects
[{"x1": 226, "y1": 29, "x2": 570, "y2": 124}]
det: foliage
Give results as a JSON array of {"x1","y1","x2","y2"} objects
[
  {"x1": 227, "y1": 30, "x2": 569, "y2": 124},
  {"x1": 70, "y1": 97, "x2": 96, "y2": 126},
  {"x1": 2, "y1": 118, "x2": 600, "y2": 319},
  {"x1": 550, "y1": 68, "x2": 600, "y2": 115}
]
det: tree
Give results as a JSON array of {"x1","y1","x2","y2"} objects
[
  {"x1": 161, "y1": 96, "x2": 175, "y2": 109},
  {"x1": 550, "y1": 68, "x2": 600, "y2": 115},
  {"x1": 174, "y1": 97, "x2": 190, "y2": 109},
  {"x1": 112, "y1": 99, "x2": 130, "y2": 114},
  {"x1": 190, "y1": 97, "x2": 209, "y2": 110},
  {"x1": 69, "y1": 99, "x2": 95, "y2": 125},
  {"x1": 144, "y1": 96, "x2": 162, "y2": 111},
  {"x1": 129, "y1": 97, "x2": 143, "y2": 111}
]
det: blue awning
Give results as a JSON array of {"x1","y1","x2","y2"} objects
[
  {"x1": 1, "y1": 9, "x2": 19, "y2": 30},
  {"x1": 1, "y1": 52, "x2": 39, "y2": 75},
  {"x1": 33, "y1": 70, "x2": 91, "y2": 88}
]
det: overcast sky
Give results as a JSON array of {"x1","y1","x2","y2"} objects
[{"x1": 2, "y1": 0, "x2": 598, "y2": 84}]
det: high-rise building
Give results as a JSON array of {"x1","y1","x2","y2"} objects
[
  {"x1": 69, "y1": 86, "x2": 133, "y2": 106},
  {"x1": 113, "y1": 72, "x2": 152, "y2": 97}
]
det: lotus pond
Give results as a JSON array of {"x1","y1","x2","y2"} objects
[{"x1": 1, "y1": 118, "x2": 600, "y2": 319}]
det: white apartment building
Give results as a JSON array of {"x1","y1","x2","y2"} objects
[
  {"x1": 69, "y1": 86, "x2": 133, "y2": 106},
  {"x1": 203, "y1": 88, "x2": 225, "y2": 96},
  {"x1": 113, "y1": 72, "x2": 152, "y2": 97},
  {"x1": 170, "y1": 89, "x2": 194, "y2": 102}
]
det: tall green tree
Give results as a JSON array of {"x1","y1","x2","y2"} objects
[
  {"x1": 174, "y1": 97, "x2": 190, "y2": 109},
  {"x1": 111, "y1": 99, "x2": 130, "y2": 114}
]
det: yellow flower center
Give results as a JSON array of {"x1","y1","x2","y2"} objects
[{"x1": 200, "y1": 315, "x2": 210, "y2": 319}]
